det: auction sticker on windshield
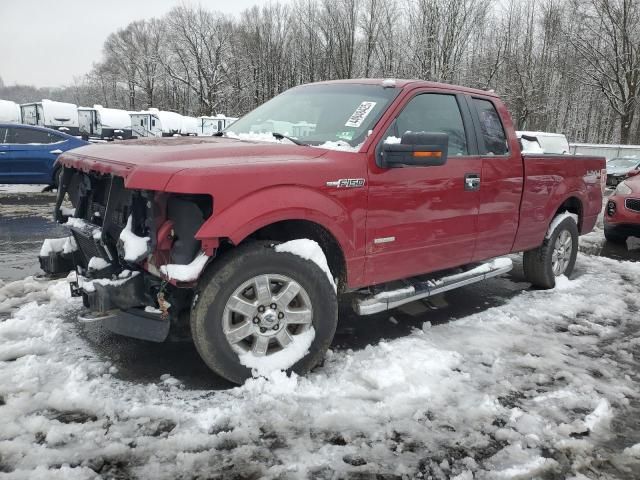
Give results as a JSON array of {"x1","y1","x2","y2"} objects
[{"x1": 345, "y1": 101, "x2": 377, "y2": 128}]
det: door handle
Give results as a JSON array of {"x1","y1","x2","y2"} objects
[
  {"x1": 464, "y1": 173, "x2": 481, "y2": 191},
  {"x1": 50, "y1": 149, "x2": 63, "y2": 154}
]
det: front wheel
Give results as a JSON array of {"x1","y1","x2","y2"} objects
[
  {"x1": 523, "y1": 216, "x2": 579, "y2": 289},
  {"x1": 190, "y1": 241, "x2": 338, "y2": 384},
  {"x1": 604, "y1": 225, "x2": 628, "y2": 244}
]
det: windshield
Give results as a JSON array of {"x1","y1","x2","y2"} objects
[
  {"x1": 608, "y1": 158, "x2": 639, "y2": 169},
  {"x1": 224, "y1": 83, "x2": 400, "y2": 151}
]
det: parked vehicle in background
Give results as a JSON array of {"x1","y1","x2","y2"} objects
[
  {"x1": 78, "y1": 105, "x2": 133, "y2": 141},
  {"x1": 605, "y1": 157, "x2": 640, "y2": 186},
  {"x1": 20, "y1": 100, "x2": 80, "y2": 135},
  {"x1": 198, "y1": 115, "x2": 238, "y2": 136},
  {"x1": 0, "y1": 123, "x2": 88, "y2": 186},
  {"x1": 129, "y1": 109, "x2": 186, "y2": 137},
  {"x1": 180, "y1": 116, "x2": 200, "y2": 136},
  {"x1": 570, "y1": 142, "x2": 640, "y2": 160},
  {"x1": 0, "y1": 99, "x2": 21, "y2": 123},
  {"x1": 517, "y1": 131, "x2": 570, "y2": 154},
  {"x1": 41, "y1": 79, "x2": 605, "y2": 384},
  {"x1": 604, "y1": 173, "x2": 640, "y2": 242}
]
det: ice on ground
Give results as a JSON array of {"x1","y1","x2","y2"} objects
[
  {"x1": 274, "y1": 239, "x2": 337, "y2": 291},
  {"x1": 39, "y1": 236, "x2": 77, "y2": 257},
  {"x1": 160, "y1": 252, "x2": 209, "y2": 282},
  {"x1": 0, "y1": 253, "x2": 639, "y2": 478},
  {"x1": 239, "y1": 327, "x2": 315, "y2": 376},
  {"x1": 118, "y1": 215, "x2": 150, "y2": 262}
]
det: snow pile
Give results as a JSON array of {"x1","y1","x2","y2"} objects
[
  {"x1": 160, "y1": 252, "x2": 209, "y2": 282},
  {"x1": 239, "y1": 327, "x2": 316, "y2": 376},
  {"x1": 77, "y1": 271, "x2": 139, "y2": 293},
  {"x1": 0, "y1": 253, "x2": 639, "y2": 478},
  {"x1": 118, "y1": 216, "x2": 150, "y2": 262},
  {"x1": 313, "y1": 140, "x2": 361, "y2": 152},
  {"x1": 274, "y1": 239, "x2": 336, "y2": 291},
  {"x1": 39, "y1": 236, "x2": 77, "y2": 257},
  {"x1": 224, "y1": 131, "x2": 288, "y2": 144},
  {"x1": 87, "y1": 257, "x2": 110, "y2": 271},
  {"x1": 384, "y1": 135, "x2": 402, "y2": 144}
]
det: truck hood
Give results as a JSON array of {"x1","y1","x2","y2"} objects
[{"x1": 57, "y1": 136, "x2": 327, "y2": 190}]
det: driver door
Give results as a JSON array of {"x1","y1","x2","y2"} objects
[{"x1": 364, "y1": 91, "x2": 482, "y2": 285}]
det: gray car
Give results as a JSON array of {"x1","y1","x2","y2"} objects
[{"x1": 606, "y1": 157, "x2": 640, "y2": 186}]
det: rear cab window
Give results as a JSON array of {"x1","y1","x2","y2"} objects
[{"x1": 472, "y1": 98, "x2": 509, "y2": 156}]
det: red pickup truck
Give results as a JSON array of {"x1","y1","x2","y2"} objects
[{"x1": 41, "y1": 79, "x2": 606, "y2": 384}]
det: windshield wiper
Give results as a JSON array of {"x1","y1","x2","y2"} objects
[{"x1": 272, "y1": 132, "x2": 308, "y2": 146}]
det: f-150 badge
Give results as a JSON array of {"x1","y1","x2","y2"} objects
[{"x1": 326, "y1": 178, "x2": 366, "y2": 188}]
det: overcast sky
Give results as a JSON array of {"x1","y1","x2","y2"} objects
[{"x1": 0, "y1": 0, "x2": 289, "y2": 88}]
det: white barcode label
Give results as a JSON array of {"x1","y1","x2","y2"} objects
[{"x1": 345, "y1": 101, "x2": 377, "y2": 128}]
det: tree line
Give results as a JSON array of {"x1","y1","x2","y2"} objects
[{"x1": 1, "y1": 0, "x2": 639, "y2": 144}]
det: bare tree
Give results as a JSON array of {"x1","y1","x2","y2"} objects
[{"x1": 569, "y1": 0, "x2": 640, "y2": 143}]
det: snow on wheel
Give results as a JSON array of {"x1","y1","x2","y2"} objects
[
  {"x1": 523, "y1": 212, "x2": 579, "y2": 289},
  {"x1": 190, "y1": 240, "x2": 338, "y2": 384}
]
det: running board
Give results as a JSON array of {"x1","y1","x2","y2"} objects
[{"x1": 355, "y1": 257, "x2": 513, "y2": 315}]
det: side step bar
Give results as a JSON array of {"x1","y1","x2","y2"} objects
[{"x1": 355, "y1": 257, "x2": 513, "y2": 315}]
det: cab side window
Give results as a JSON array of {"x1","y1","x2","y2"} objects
[
  {"x1": 473, "y1": 98, "x2": 508, "y2": 155},
  {"x1": 0, "y1": 127, "x2": 7, "y2": 143},
  {"x1": 394, "y1": 93, "x2": 468, "y2": 156}
]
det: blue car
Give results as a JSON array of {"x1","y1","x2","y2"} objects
[{"x1": 0, "y1": 123, "x2": 89, "y2": 186}]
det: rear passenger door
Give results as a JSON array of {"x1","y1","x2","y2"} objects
[
  {"x1": 467, "y1": 96, "x2": 524, "y2": 261},
  {"x1": 6, "y1": 127, "x2": 65, "y2": 183},
  {"x1": 365, "y1": 90, "x2": 483, "y2": 285}
]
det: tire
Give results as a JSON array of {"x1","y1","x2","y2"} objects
[
  {"x1": 604, "y1": 225, "x2": 628, "y2": 244},
  {"x1": 190, "y1": 241, "x2": 338, "y2": 384},
  {"x1": 52, "y1": 167, "x2": 62, "y2": 190},
  {"x1": 523, "y1": 216, "x2": 579, "y2": 289}
]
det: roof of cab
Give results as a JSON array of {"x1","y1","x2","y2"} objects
[{"x1": 308, "y1": 78, "x2": 500, "y2": 98}]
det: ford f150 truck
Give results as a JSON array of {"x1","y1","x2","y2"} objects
[{"x1": 40, "y1": 79, "x2": 606, "y2": 384}]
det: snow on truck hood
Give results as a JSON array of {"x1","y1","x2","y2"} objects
[{"x1": 57, "y1": 136, "x2": 327, "y2": 190}]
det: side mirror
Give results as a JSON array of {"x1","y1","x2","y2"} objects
[{"x1": 380, "y1": 132, "x2": 448, "y2": 168}]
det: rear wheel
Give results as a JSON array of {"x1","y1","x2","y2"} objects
[
  {"x1": 523, "y1": 216, "x2": 579, "y2": 288},
  {"x1": 190, "y1": 241, "x2": 338, "y2": 384}
]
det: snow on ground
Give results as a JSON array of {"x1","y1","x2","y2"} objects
[
  {"x1": 0, "y1": 185, "x2": 48, "y2": 194},
  {"x1": 1, "y1": 251, "x2": 639, "y2": 479}
]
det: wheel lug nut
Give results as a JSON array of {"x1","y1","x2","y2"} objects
[
  {"x1": 278, "y1": 312, "x2": 284, "y2": 319},
  {"x1": 260, "y1": 327, "x2": 267, "y2": 333},
  {"x1": 270, "y1": 303, "x2": 277, "y2": 309},
  {"x1": 253, "y1": 317, "x2": 260, "y2": 324},
  {"x1": 273, "y1": 325, "x2": 279, "y2": 330},
  {"x1": 258, "y1": 305, "x2": 265, "y2": 313}
]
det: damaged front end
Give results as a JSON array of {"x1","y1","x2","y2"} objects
[{"x1": 41, "y1": 166, "x2": 213, "y2": 342}]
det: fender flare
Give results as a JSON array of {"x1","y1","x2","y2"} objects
[{"x1": 195, "y1": 185, "x2": 357, "y2": 258}]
